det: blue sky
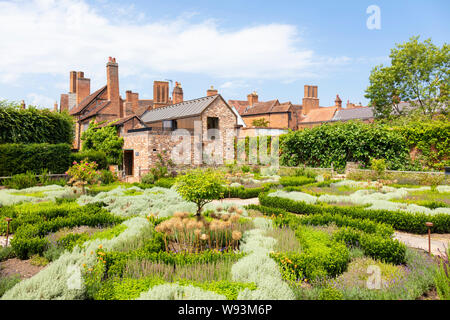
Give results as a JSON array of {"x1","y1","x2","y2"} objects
[{"x1": 0, "y1": 0, "x2": 448, "y2": 109}]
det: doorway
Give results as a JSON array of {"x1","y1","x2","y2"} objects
[{"x1": 124, "y1": 150, "x2": 134, "y2": 176}]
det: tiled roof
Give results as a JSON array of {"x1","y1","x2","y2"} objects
[
  {"x1": 96, "y1": 115, "x2": 143, "y2": 128},
  {"x1": 80, "y1": 100, "x2": 110, "y2": 121},
  {"x1": 300, "y1": 107, "x2": 338, "y2": 123},
  {"x1": 242, "y1": 100, "x2": 280, "y2": 116},
  {"x1": 69, "y1": 85, "x2": 107, "y2": 115},
  {"x1": 332, "y1": 107, "x2": 374, "y2": 121},
  {"x1": 136, "y1": 100, "x2": 154, "y2": 117},
  {"x1": 140, "y1": 94, "x2": 219, "y2": 123},
  {"x1": 228, "y1": 100, "x2": 249, "y2": 114}
]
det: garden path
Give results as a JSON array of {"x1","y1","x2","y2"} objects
[
  {"x1": 211, "y1": 197, "x2": 260, "y2": 206},
  {"x1": 394, "y1": 231, "x2": 449, "y2": 257}
]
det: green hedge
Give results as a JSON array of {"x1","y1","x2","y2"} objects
[
  {"x1": 6, "y1": 203, "x2": 123, "y2": 259},
  {"x1": 253, "y1": 205, "x2": 406, "y2": 266},
  {"x1": 259, "y1": 193, "x2": 450, "y2": 234},
  {"x1": 221, "y1": 186, "x2": 268, "y2": 199},
  {"x1": 0, "y1": 143, "x2": 72, "y2": 176},
  {"x1": 280, "y1": 121, "x2": 410, "y2": 170},
  {"x1": 0, "y1": 106, "x2": 74, "y2": 144},
  {"x1": 333, "y1": 227, "x2": 406, "y2": 265},
  {"x1": 279, "y1": 176, "x2": 316, "y2": 187},
  {"x1": 71, "y1": 150, "x2": 108, "y2": 170},
  {"x1": 246, "y1": 204, "x2": 394, "y2": 238},
  {"x1": 271, "y1": 226, "x2": 350, "y2": 282}
]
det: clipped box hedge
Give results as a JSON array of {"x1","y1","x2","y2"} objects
[
  {"x1": 6, "y1": 202, "x2": 124, "y2": 259},
  {"x1": 259, "y1": 192, "x2": 450, "y2": 234},
  {"x1": 0, "y1": 143, "x2": 72, "y2": 176},
  {"x1": 279, "y1": 176, "x2": 315, "y2": 187}
]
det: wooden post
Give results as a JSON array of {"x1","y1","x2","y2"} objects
[{"x1": 425, "y1": 222, "x2": 433, "y2": 255}]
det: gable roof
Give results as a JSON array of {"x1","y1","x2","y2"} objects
[
  {"x1": 140, "y1": 94, "x2": 220, "y2": 123},
  {"x1": 79, "y1": 100, "x2": 110, "y2": 121},
  {"x1": 300, "y1": 107, "x2": 338, "y2": 123},
  {"x1": 96, "y1": 114, "x2": 145, "y2": 128},
  {"x1": 241, "y1": 100, "x2": 280, "y2": 116},
  {"x1": 70, "y1": 85, "x2": 107, "y2": 115},
  {"x1": 228, "y1": 100, "x2": 249, "y2": 114},
  {"x1": 332, "y1": 107, "x2": 374, "y2": 121}
]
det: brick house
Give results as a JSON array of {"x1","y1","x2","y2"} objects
[
  {"x1": 60, "y1": 57, "x2": 172, "y2": 150},
  {"x1": 122, "y1": 92, "x2": 241, "y2": 179},
  {"x1": 229, "y1": 92, "x2": 299, "y2": 130}
]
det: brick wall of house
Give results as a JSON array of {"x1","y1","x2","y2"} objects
[{"x1": 201, "y1": 97, "x2": 238, "y2": 164}]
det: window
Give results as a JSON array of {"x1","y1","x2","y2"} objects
[
  {"x1": 207, "y1": 117, "x2": 219, "y2": 140},
  {"x1": 288, "y1": 112, "x2": 292, "y2": 121},
  {"x1": 163, "y1": 120, "x2": 177, "y2": 131}
]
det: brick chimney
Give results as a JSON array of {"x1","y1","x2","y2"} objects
[
  {"x1": 335, "y1": 94, "x2": 342, "y2": 109},
  {"x1": 302, "y1": 85, "x2": 319, "y2": 115},
  {"x1": 207, "y1": 85, "x2": 218, "y2": 96},
  {"x1": 172, "y1": 82, "x2": 183, "y2": 104},
  {"x1": 69, "y1": 71, "x2": 77, "y2": 93},
  {"x1": 54, "y1": 101, "x2": 58, "y2": 112},
  {"x1": 60, "y1": 94, "x2": 69, "y2": 112},
  {"x1": 125, "y1": 90, "x2": 140, "y2": 115},
  {"x1": 107, "y1": 57, "x2": 120, "y2": 117},
  {"x1": 153, "y1": 80, "x2": 169, "y2": 108},
  {"x1": 21, "y1": 100, "x2": 26, "y2": 109},
  {"x1": 76, "y1": 71, "x2": 91, "y2": 105},
  {"x1": 247, "y1": 91, "x2": 258, "y2": 106}
]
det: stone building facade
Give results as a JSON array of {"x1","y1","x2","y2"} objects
[{"x1": 121, "y1": 94, "x2": 240, "y2": 180}]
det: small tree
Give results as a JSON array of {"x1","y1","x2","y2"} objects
[
  {"x1": 66, "y1": 160, "x2": 100, "y2": 194},
  {"x1": 81, "y1": 120, "x2": 124, "y2": 165},
  {"x1": 252, "y1": 118, "x2": 269, "y2": 127},
  {"x1": 174, "y1": 169, "x2": 225, "y2": 216},
  {"x1": 370, "y1": 158, "x2": 386, "y2": 179}
]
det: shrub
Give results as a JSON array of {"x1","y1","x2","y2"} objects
[
  {"x1": 371, "y1": 158, "x2": 387, "y2": 178},
  {"x1": 71, "y1": 150, "x2": 108, "y2": 170},
  {"x1": 154, "y1": 177, "x2": 176, "y2": 189},
  {"x1": 141, "y1": 172, "x2": 156, "y2": 185},
  {"x1": 0, "y1": 143, "x2": 72, "y2": 176},
  {"x1": 99, "y1": 170, "x2": 118, "y2": 185},
  {"x1": 319, "y1": 287, "x2": 343, "y2": 300},
  {"x1": 279, "y1": 176, "x2": 315, "y2": 187},
  {"x1": 0, "y1": 246, "x2": 14, "y2": 262},
  {"x1": 3, "y1": 171, "x2": 38, "y2": 189},
  {"x1": 333, "y1": 227, "x2": 406, "y2": 264},
  {"x1": 0, "y1": 275, "x2": 21, "y2": 298},
  {"x1": 434, "y1": 248, "x2": 450, "y2": 300},
  {"x1": 222, "y1": 186, "x2": 268, "y2": 199},
  {"x1": 241, "y1": 165, "x2": 251, "y2": 173}
]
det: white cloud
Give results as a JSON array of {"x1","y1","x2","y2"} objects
[
  {"x1": 27, "y1": 92, "x2": 55, "y2": 108},
  {"x1": 0, "y1": 0, "x2": 350, "y2": 86}
]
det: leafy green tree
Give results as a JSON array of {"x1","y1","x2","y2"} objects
[
  {"x1": 365, "y1": 36, "x2": 449, "y2": 118},
  {"x1": 252, "y1": 118, "x2": 269, "y2": 127},
  {"x1": 174, "y1": 168, "x2": 225, "y2": 216},
  {"x1": 81, "y1": 120, "x2": 124, "y2": 165}
]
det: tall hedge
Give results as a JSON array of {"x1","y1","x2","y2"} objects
[
  {"x1": 280, "y1": 121, "x2": 410, "y2": 170},
  {"x1": 0, "y1": 106, "x2": 74, "y2": 144},
  {"x1": 0, "y1": 143, "x2": 72, "y2": 176}
]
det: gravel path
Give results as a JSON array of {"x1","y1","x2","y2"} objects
[
  {"x1": 210, "y1": 197, "x2": 260, "y2": 206},
  {"x1": 394, "y1": 231, "x2": 449, "y2": 257}
]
